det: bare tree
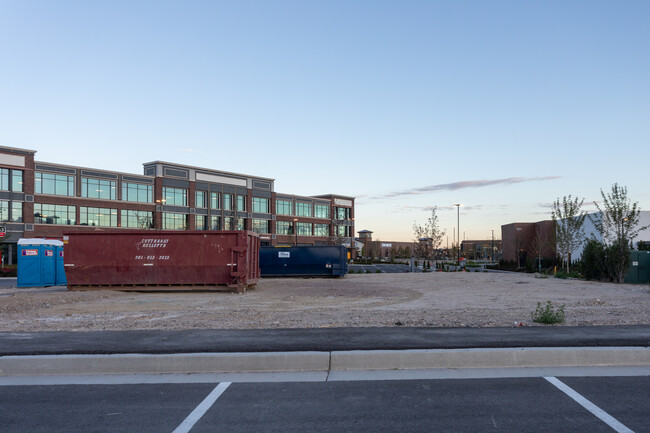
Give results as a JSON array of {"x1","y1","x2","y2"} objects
[
  {"x1": 590, "y1": 183, "x2": 650, "y2": 283},
  {"x1": 412, "y1": 206, "x2": 445, "y2": 260},
  {"x1": 530, "y1": 225, "x2": 552, "y2": 273},
  {"x1": 552, "y1": 195, "x2": 587, "y2": 273}
]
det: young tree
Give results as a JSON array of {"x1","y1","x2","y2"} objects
[
  {"x1": 530, "y1": 225, "x2": 552, "y2": 273},
  {"x1": 590, "y1": 183, "x2": 650, "y2": 283},
  {"x1": 412, "y1": 206, "x2": 445, "y2": 260},
  {"x1": 551, "y1": 195, "x2": 587, "y2": 274}
]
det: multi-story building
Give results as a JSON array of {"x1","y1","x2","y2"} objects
[{"x1": 0, "y1": 146, "x2": 355, "y2": 264}]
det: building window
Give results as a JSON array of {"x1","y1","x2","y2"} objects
[
  {"x1": 35, "y1": 172, "x2": 75, "y2": 196},
  {"x1": 223, "y1": 194, "x2": 233, "y2": 210},
  {"x1": 0, "y1": 201, "x2": 8, "y2": 221},
  {"x1": 252, "y1": 219, "x2": 270, "y2": 234},
  {"x1": 162, "y1": 187, "x2": 187, "y2": 206},
  {"x1": 122, "y1": 182, "x2": 152, "y2": 203},
  {"x1": 236, "y1": 218, "x2": 245, "y2": 231},
  {"x1": 335, "y1": 207, "x2": 351, "y2": 220},
  {"x1": 296, "y1": 202, "x2": 312, "y2": 217},
  {"x1": 210, "y1": 192, "x2": 220, "y2": 209},
  {"x1": 11, "y1": 202, "x2": 23, "y2": 222},
  {"x1": 0, "y1": 169, "x2": 8, "y2": 191},
  {"x1": 315, "y1": 204, "x2": 330, "y2": 219},
  {"x1": 195, "y1": 190, "x2": 206, "y2": 208},
  {"x1": 276, "y1": 199, "x2": 292, "y2": 215},
  {"x1": 223, "y1": 217, "x2": 234, "y2": 230},
  {"x1": 82, "y1": 178, "x2": 116, "y2": 200},
  {"x1": 121, "y1": 210, "x2": 154, "y2": 228},
  {"x1": 163, "y1": 213, "x2": 187, "y2": 230},
  {"x1": 237, "y1": 195, "x2": 246, "y2": 211},
  {"x1": 12, "y1": 170, "x2": 23, "y2": 192},
  {"x1": 336, "y1": 225, "x2": 351, "y2": 237},
  {"x1": 210, "y1": 215, "x2": 221, "y2": 230},
  {"x1": 276, "y1": 221, "x2": 293, "y2": 235},
  {"x1": 253, "y1": 197, "x2": 269, "y2": 213},
  {"x1": 297, "y1": 222, "x2": 312, "y2": 236},
  {"x1": 195, "y1": 215, "x2": 207, "y2": 230},
  {"x1": 314, "y1": 223, "x2": 329, "y2": 237},
  {"x1": 80, "y1": 207, "x2": 118, "y2": 227},
  {"x1": 34, "y1": 204, "x2": 76, "y2": 225}
]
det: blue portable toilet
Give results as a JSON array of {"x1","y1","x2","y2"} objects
[
  {"x1": 55, "y1": 243, "x2": 67, "y2": 285},
  {"x1": 17, "y1": 239, "x2": 64, "y2": 287}
]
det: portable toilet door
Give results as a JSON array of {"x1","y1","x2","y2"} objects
[
  {"x1": 18, "y1": 241, "x2": 42, "y2": 287},
  {"x1": 55, "y1": 243, "x2": 67, "y2": 285}
]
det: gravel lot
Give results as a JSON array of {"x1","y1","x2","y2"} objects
[{"x1": 1, "y1": 272, "x2": 649, "y2": 332}]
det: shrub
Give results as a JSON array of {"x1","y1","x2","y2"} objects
[{"x1": 531, "y1": 301, "x2": 566, "y2": 324}]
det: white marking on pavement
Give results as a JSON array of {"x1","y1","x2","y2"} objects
[
  {"x1": 172, "y1": 382, "x2": 231, "y2": 433},
  {"x1": 544, "y1": 376, "x2": 634, "y2": 433}
]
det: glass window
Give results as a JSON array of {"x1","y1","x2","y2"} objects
[
  {"x1": 210, "y1": 215, "x2": 221, "y2": 230},
  {"x1": 315, "y1": 204, "x2": 330, "y2": 219},
  {"x1": 34, "y1": 204, "x2": 76, "y2": 225},
  {"x1": 296, "y1": 202, "x2": 312, "y2": 217},
  {"x1": 297, "y1": 222, "x2": 312, "y2": 236},
  {"x1": 236, "y1": 218, "x2": 245, "y2": 231},
  {"x1": 223, "y1": 217, "x2": 234, "y2": 230},
  {"x1": 337, "y1": 225, "x2": 351, "y2": 237},
  {"x1": 237, "y1": 195, "x2": 246, "y2": 211},
  {"x1": 210, "y1": 192, "x2": 220, "y2": 209},
  {"x1": 122, "y1": 182, "x2": 152, "y2": 203},
  {"x1": 162, "y1": 187, "x2": 187, "y2": 206},
  {"x1": 163, "y1": 213, "x2": 187, "y2": 230},
  {"x1": 276, "y1": 221, "x2": 292, "y2": 235},
  {"x1": 0, "y1": 169, "x2": 8, "y2": 191},
  {"x1": 82, "y1": 178, "x2": 116, "y2": 200},
  {"x1": 314, "y1": 223, "x2": 329, "y2": 237},
  {"x1": 252, "y1": 219, "x2": 270, "y2": 234},
  {"x1": 195, "y1": 215, "x2": 207, "y2": 230},
  {"x1": 335, "y1": 207, "x2": 350, "y2": 220},
  {"x1": 121, "y1": 210, "x2": 154, "y2": 228},
  {"x1": 11, "y1": 202, "x2": 23, "y2": 222},
  {"x1": 0, "y1": 201, "x2": 8, "y2": 221},
  {"x1": 276, "y1": 199, "x2": 292, "y2": 215},
  {"x1": 80, "y1": 207, "x2": 118, "y2": 227},
  {"x1": 253, "y1": 197, "x2": 269, "y2": 213},
  {"x1": 223, "y1": 194, "x2": 233, "y2": 210},
  {"x1": 35, "y1": 172, "x2": 75, "y2": 196},
  {"x1": 195, "y1": 190, "x2": 206, "y2": 208},
  {"x1": 11, "y1": 170, "x2": 23, "y2": 192}
]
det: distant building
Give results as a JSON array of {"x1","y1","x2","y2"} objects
[
  {"x1": 460, "y1": 239, "x2": 502, "y2": 261},
  {"x1": 357, "y1": 230, "x2": 415, "y2": 258},
  {"x1": 573, "y1": 211, "x2": 650, "y2": 259},
  {"x1": 501, "y1": 220, "x2": 556, "y2": 266}
]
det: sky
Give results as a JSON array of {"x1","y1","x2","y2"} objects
[{"x1": 1, "y1": 0, "x2": 648, "y2": 242}]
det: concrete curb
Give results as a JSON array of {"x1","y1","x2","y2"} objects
[{"x1": 1, "y1": 347, "x2": 649, "y2": 376}]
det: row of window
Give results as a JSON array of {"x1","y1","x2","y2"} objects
[
  {"x1": 0, "y1": 169, "x2": 23, "y2": 192},
  {"x1": 31, "y1": 203, "x2": 349, "y2": 236},
  {"x1": 32, "y1": 174, "x2": 347, "y2": 220}
]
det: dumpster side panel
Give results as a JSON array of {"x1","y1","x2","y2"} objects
[
  {"x1": 260, "y1": 245, "x2": 348, "y2": 277},
  {"x1": 64, "y1": 230, "x2": 260, "y2": 290}
]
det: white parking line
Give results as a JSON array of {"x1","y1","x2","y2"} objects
[
  {"x1": 544, "y1": 377, "x2": 634, "y2": 433},
  {"x1": 172, "y1": 382, "x2": 231, "y2": 433}
]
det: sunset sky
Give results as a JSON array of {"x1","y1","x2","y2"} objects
[{"x1": 1, "y1": 1, "x2": 648, "y2": 242}]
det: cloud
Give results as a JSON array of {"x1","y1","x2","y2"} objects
[
  {"x1": 372, "y1": 176, "x2": 562, "y2": 199},
  {"x1": 178, "y1": 148, "x2": 197, "y2": 153}
]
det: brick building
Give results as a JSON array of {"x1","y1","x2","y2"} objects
[
  {"x1": 0, "y1": 145, "x2": 355, "y2": 264},
  {"x1": 501, "y1": 220, "x2": 556, "y2": 266}
]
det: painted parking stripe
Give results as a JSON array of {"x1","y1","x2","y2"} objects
[
  {"x1": 544, "y1": 377, "x2": 634, "y2": 433},
  {"x1": 172, "y1": 382, "x2": 231, "y2": 433}
]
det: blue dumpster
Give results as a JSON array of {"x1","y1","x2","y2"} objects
[
  {"x1": 17, "y1": 239, "x2": 65, "y2": 287},
  {"x1": 260, "y1": 245, "x2": 348, "y2": 277}
]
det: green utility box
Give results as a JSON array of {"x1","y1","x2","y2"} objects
[{"x1": 624, "y1": 251, "x2": 650, "y2": 284}]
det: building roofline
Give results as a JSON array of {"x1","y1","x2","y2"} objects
[
  {"x1": 143, "y1": 160, "x2": 275, "y2": 182},
  {"x1": 35, "y1": 160, "x2": 154, "y2": 178},
  {"x1": 0, "y1": 145, "x2": 37, "y2": 154}
]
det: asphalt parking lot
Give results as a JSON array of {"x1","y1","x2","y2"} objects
[{"x1": 2, "y1": 376, "x2": 647, "y2": 432}]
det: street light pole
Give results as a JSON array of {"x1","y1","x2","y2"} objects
[{"x1": 453, "y1": 204, "x2": 461, "y2": 269}]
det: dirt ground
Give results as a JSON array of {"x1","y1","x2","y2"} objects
[{"x1": 1, "y1": 272, "x2": 649, "y2": 332}]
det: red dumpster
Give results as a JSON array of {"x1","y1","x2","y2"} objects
[{"x1": 63, "y1": 230, "x2": 260, "y2": 292}]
